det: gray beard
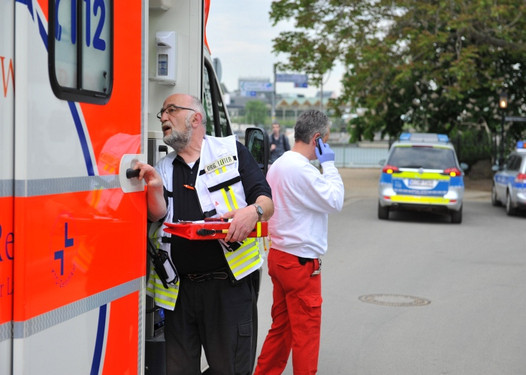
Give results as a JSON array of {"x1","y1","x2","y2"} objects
[{"x1": 163, "y1": 121, "x2": 192, "y2": 153}]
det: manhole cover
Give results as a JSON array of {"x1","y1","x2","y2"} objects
[{"x1": 358, "y1": 294, "x2": 431, "y2": 307}]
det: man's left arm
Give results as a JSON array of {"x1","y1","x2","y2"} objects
[{"x1": 221, "y1": 142, "x2": 274, "y2": 242}]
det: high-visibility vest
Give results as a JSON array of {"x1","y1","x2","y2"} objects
[
  {"x1": 148, "y1": 136, "x2": 263, "y2": 310},
  {"x1": 146, "y1": 223, "x2": 179, "y2": 310},
  {"x1": 194, "y1": 136, "x2": 263, "y2": 280}
]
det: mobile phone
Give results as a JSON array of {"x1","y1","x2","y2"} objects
[{"x1": 316, "y1": 137, "x2": 323, "y2": 155}]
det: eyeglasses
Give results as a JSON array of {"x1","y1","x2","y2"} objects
[{"x1": 157, "y1": 104, "x2": 196, "y2": 119}]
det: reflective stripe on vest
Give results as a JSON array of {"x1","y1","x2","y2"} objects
[
  {"x1": 223, "y1": 237, "x2": 263, "y2": 280},
  {"x1": 215, "y1": 167, "x2": 240, "y2": 211},
  {"x1": 146, "y1": 261, "x2": 179, "y2": 310},
  {"x1": 195, "y1": 137, "x2": 263, "y2": 280}
]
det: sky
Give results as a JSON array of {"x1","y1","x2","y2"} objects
[{"x1": 206, "y1": 0, "x2": 343, "y2": 97}]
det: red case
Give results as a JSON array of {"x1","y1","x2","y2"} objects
[{"x1": 164, "y1": 220, "x2": 268, "y2": 240}]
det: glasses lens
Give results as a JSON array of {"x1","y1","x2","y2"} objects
[{"x1": 157, "y1": 105, "x2": 194, "y2": 119}]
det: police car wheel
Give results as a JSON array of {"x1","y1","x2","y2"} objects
[
  {"x1": 378, "y1": 202, "x2": 389, "y2": 220},
  {"x1": 506, "y1": 193, "x2": 516, "y2": 216},
  {"x1": 491, "y1": 185, "x2": 501, "y2": 207},
  {"x1": 450, "y1": 206, "x2": 462, "y2": 224}
]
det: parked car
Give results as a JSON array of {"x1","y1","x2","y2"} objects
[
  {"x1": 491, "y1": 141, "x2": 526, "y2": 215},
  {"x1": 378, "y1": 133, "x2": 467, "y2": 223}
]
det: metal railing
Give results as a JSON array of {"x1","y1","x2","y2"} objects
[{"x1": 332, "y1": 144, "x2": 388, "y2": 168}]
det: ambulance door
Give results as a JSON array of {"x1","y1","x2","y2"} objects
[
  {"x1": 0, "y1": 1, "x2": 15, "y2": 373},
  {"x1": 12, "y1": 1, "x2": 147, "y2": 374}
]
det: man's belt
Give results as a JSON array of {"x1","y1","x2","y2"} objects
[
  {"x1": 298, "y1": 256, "x2": 314, "y2": 265},
  {"x1": 181, "y1": 271, "x2": 230, "y2": 282},
  {"x1": 297, "y1": 256, "x2": 322, "y2": 276}
]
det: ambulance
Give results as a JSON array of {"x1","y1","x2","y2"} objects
[{"x1": 0, "y1": 1, "x2": 266, "y2": 374}]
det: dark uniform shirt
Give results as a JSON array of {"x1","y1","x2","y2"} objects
[{"x1": 168, "y1": 141, "x2": 271, "y2": 275}]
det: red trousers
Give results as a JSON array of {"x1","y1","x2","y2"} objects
[{"x1": 254, "y1": 248, "x2": 322, "y2": 375}]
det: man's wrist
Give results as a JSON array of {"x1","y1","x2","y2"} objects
[{"x1": 251, "y1": 203, "x2": 264, "y2": 221}]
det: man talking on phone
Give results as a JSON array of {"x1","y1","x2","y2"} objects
[{"x1": 254, "y1": 110, "x2": 344, "y2": 375}]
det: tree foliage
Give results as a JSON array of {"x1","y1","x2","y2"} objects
[
  {"x1": 245, "y1": 100, "x2": 268, "y2": 125},
  {"x1": 270, "y1": 0, "x2": 526, "y2": 143}
]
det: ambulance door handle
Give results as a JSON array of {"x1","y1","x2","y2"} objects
[
  {"x1": 126, "y1": 168, "x2": 140, "y2": 179},
  {"x1": 119, "y1": 154, "x2": 146, "y2": 193}
]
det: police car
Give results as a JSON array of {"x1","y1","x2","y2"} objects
[
  {"x1": 491, "y1": 141, "x2": 526, "y2": 215},
  {"x1": 378, "y1": 133, "x2": 466, "y2": 223}
]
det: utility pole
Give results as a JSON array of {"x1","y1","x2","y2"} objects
[
  {"x1": 498, "y1": 91, "x2": 508, "y2": 167},
  {"x1": 272, "y1": 63, "x2": 276, "y2": 123}
]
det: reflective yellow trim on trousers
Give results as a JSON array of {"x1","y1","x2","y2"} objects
[{"x1": 390, "y1": 195, "x2": 450, "y2": 204}]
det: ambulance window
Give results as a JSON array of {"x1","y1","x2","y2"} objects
[
  {"x1": 203, "y1": 58, "x2": 232, "y2": 137},
  {"x1": 48, "y1": 0, "x2": 113, "y2": 104}
]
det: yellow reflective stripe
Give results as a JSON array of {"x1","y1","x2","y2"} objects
[
  {"x1": 232, "y1": 257, "x2": 262, "y2": 278},
  {"x1": 223, "y1": 238, "x2": 262, "y2": 279},
  {"x1": 214, "y1": 167, "x2": 239, "y2": 210},
  {"x1": 220, "y1": 188, "x2": 233, "y2": 211},
  {"x1": 228, "y1": 188, "x2": 239, "y2": 209},
  {"x1": 225, "y1": 239, "x2": 258, "y2": 264},
  {"x1": 393, "y1": 171, "x2": 449, "y2": 180},
  {"x1": 391, "y1": 195, "x2": 450, "y2": 204},
  {"x1": 152, "y1": 288, "x2": 179, "y2": 300},
  {"x1": 255, "y1": 222, "x2": 262, "y2": 237},
  {"x1": 227, "y1": 247, "x2": 261, "y2": 278},
  {"x1": 227, "y1": 245, "x2": 260, "y2": 269}
]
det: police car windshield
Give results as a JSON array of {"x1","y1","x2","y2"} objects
[{"x1": 388, "y1": 146, "x2": 457, "y2": 170}]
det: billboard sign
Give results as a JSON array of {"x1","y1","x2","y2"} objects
[{"x1": 275, "y1": 73, "x2": 308, "y2": 88}]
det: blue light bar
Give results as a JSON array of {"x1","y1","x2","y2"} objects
[
  {"x1": 399, "y1": 133, "x2": 450, "y2": 143},
  {"x1": 517, "y1": 141, "x2": 525, "y2": 149}
]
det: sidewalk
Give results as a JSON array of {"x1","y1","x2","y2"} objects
[{"x1": 339, "y1": 168, "x2": 491, "y2": 203}]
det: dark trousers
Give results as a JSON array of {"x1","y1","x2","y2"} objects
[{"x1": 164, "y1": 273, "x2": 257, "y2": 375}]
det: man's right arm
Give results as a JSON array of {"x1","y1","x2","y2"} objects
[{"x1": 134, "y1": 161, "x2": 167, "y2": 222}]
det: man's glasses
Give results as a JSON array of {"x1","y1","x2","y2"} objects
[{"x1": 157, "y1": 105, "x2": 196, "y2": 119}]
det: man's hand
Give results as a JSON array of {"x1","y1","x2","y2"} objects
[
  {"x1": 134, "y1": 161, "x2": 166, "y2": 222},
  {"x1": 315, "y1": 138, "x2": 335, "y2": 163},
  {"x1": 221, "y1": 205, "x2": 259, "y2": 243}
]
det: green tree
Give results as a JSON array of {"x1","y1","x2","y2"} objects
[
  {"x1": 245, "y1": 100, "x2": 268, "y2": 125},
  {"x1": 270, "y1": 0, "x2": 526, "y2": 144}
]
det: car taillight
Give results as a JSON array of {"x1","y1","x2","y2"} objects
[
  {"x1": 443, "y1": 168, "x2": 462, "y2": 177},
  {"x1": 516, "y1": 173, "x2": 526, "y2": 182},
  {"x1": 382, "y1": 165, "x2": 399, "y2": 174}
]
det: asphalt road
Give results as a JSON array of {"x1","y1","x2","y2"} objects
[{"x1": 255, "y1": 168, "x2": 526, "y2": 374}]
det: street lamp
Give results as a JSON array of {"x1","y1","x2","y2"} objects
[{"x1": 498, "y1": 91, "x2": 508, "y2": 167}]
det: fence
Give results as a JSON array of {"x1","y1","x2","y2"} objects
[{"x1": 332, "y1": 144, "x2": 388, "y2": 168}]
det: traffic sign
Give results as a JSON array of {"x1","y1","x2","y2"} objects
[{"x1": 505, "y1": 116, "x2": 526, "y2": 122}]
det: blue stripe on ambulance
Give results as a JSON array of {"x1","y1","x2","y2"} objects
[
  {"x1": 68, "y1": 102, "x2": 96, "y2": 176},
  {"x1": 91, "y1": 305, "x2": 107, "y2": 375}
]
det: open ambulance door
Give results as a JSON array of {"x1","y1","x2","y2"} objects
[
  {"x1": 0, "y1": 1, "x2": 15, "y2": 374},
  {"x1": 5, "y1": 1, "x2": 148, "y2": 374}
]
